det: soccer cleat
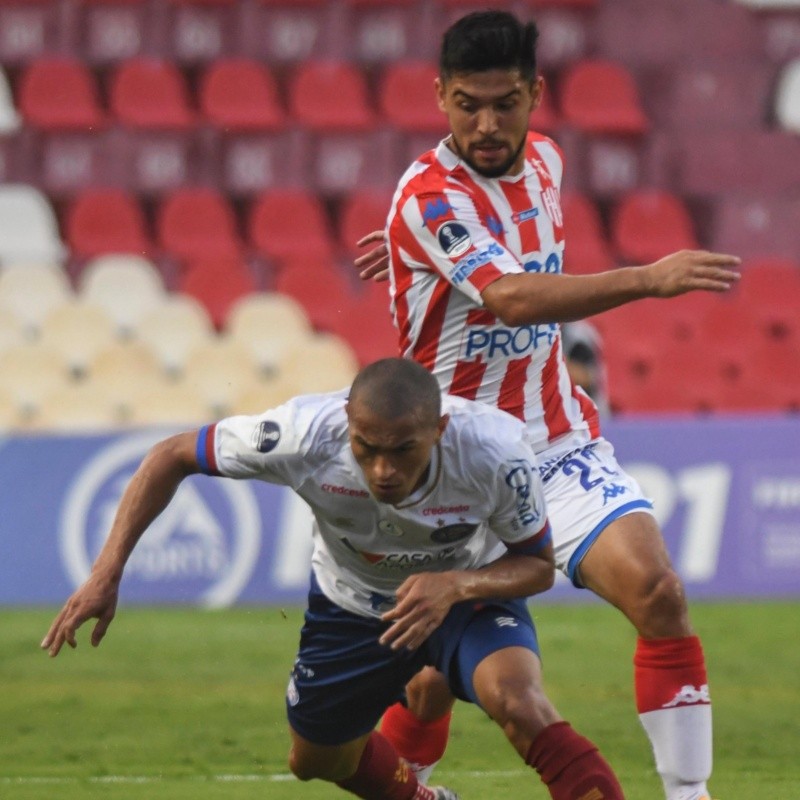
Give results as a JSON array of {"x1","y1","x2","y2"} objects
[{"x1": 430, "y1": 787, "x2": 460, "y2": 800}]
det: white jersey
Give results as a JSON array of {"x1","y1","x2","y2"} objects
[
  {"x1": 387, "y1": 132, "x2": 601, "y2": 455},
  {"x1": 197, "y1": 392, "x2": 550, "y2": 618}
]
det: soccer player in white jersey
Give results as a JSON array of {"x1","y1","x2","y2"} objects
[
  {"x1": 354, "y1": 11, "x2": 741, "y2": 800},
  {"x1": 42, "y1": 358, "x2": 627, "y2": 800}
]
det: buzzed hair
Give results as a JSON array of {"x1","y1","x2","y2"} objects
[
  {"x1": 440, "y1": 10, "x2": 539, "y2": 82},
  {"x1": 349, "y1": 358, "x2": 442, "y2": 427}
]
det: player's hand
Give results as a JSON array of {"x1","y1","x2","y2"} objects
[
  {"x1": 40, "y1": 574, "x2": 120, "y2": 657},
  {"x1": 379, "y1": 572, "x2": 463, "y2": 651},
  {"x1": 354, "y1": 230, "x2": 390, "y2": 283},
  {"x1": 642, "y1": 249, "x2": 741, "y2": 297}
]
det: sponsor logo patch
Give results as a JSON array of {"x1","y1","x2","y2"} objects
[
  {"x1": 430, "y1": 522, "x2": 477, "y2": 543},
  {"x1": 450, "y1": 241, "x2": 503, "y2": 285},
  {"x1": 512, "y1": 207, "x2": 539, "y2": 224},
  {"x1": 662, "y1": 684, "x2": 711, "y2": 708},
  {"x1": 253, "y1": 420, "x2": 281, "y2": 453},
  {"x1": 437, "y1": 221, "x2": 471, "y2": 257},
  {"x1": 422, "y1": 198, "x2": 453, "y2": 225}
]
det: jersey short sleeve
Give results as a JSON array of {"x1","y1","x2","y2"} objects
[
  {"x1": 394, "y1": 183, "x2": 525, "y2": 304},
  {"x1": 195, "y1": 395, "x2": 338, "y2": 489}
]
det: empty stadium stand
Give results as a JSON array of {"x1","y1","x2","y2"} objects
[{"x1": 0, "y1": 0, "x2": 798, "y2": 428}]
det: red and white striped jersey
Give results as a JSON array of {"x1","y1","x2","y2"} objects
[{"x1": 387, "y1": 131, "x2": 601, "y2": 455}]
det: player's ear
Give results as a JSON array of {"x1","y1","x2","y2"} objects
[
  {"x1": 436, "y1": 413, "x2": 450, "y2": 441},
  {"x1": 435, "y1": 76, "x2": 447, "y2": 112},
  {"x1": 530, "y1": 75, "x2": 545, "y2": 112}
]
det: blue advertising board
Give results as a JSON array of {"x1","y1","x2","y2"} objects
[{"x1": 1, "y1": 415, "x2": 799, "y2": 606}]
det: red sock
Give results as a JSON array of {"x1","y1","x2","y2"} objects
[
  {"x1": 526, "y1": 721, "x2": 626, "y2": 800},
  {"x1": 335, "y1": 731, "x2": 435, "y2": 799},
  {"x1": 634, "y1": 635, "x2": 709, "y2": 713},
  {"x1": 381, "y1": 703, "x2": 452, "y2": 767}
]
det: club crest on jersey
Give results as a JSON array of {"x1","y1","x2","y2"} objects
[
  {"x1": 437, "y1": 221, "x2": 471, "y2": 257},
  {"x1": 253, "y1": 420, "x2": 281, "y2": 453},
  {"x1": 541, "y1": 187, "x2": 563, "y2": 227},
  {"x1": 378, "y1": 519, "x2": 404, "y2": 537},
  {"x1": 430, "y1": 522, "x2": 477, "y2": 543}
]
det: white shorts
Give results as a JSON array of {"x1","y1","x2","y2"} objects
[{"x1": 538, "y1": 438, "x2": 654, "y2": 586}]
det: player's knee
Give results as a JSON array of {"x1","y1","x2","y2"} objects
[
  {"x1": 288, "y1": 748, "x2": 347, "y2": 783},
  {"x1": 406, "y1": 668, "x2": 455, "y2": 721},
  {"x1": 482, "y1": 682, "x2": 555, "y2": 744},
  {"x1": 636, "y1": 568, "x2": 690, "y2": 634}
]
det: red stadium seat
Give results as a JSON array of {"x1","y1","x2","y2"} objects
[
  {"x1": 18, "y1": 58, "x2": 106, "y2": 130},
  {"x1": 675, "y1": 130, "x2": 800, "y2": 196},
  {"x1": 274, "y1": 259, "x2": 357, "y2": 333},
  {"x1": 307, "y1": 129, "x2": 402, "y2": 195},
  {"x1": 534, "y1": 8, "x2": 594, "y2": 71},
  {"x1": 377, "y1": 61, "x2": 447, "y2": 134},
  {"x1": 611, "y1": 190, "x2": 698, "y2": 265},
  {"x1": 161, "y1": 0, "x2": 237, "y2": 65},
  {"x1": 157, "y1": 186, "x2": 243, "y2": 265},
  {"x1": 560, "y1": 191, "x2": 614, "y2": 274},
  {"x1": 336, "y1": 189, "x2": 393, "y2": 259},
  {"x1": 179, "y1": 256, "x2": 258, "y2": 328},
  {"x1": 240, "y1": 0, "x2": 333, "y2": 65},
  {"x1": 199, "y1": 58, "x2": 285, "y2": 131},
  {"x1": 531, "y1": 80, "x2": 560, "y2": 135},
  {"x1": 595, "y1": 0, "x2": 761, "y2": 69},
  {"x1": 287, "y1": 60, "x2": 375, "y2": 132},
  {"x1": 710, "y1": 196, "x2": 800, "y2": 263},
  {"x1": 206, "y1": 128, "x2": 311, "y2": 197},
  {"x1": 35, "y1": 134, "x2": 115, "y2": 198},
  {"x1": 344, "y1": 0, "x2": 435, "y2": 64},
  {"x1": 0, "y1": 0, "x2": 61, "y2": 65},
  {"x1": 110, "y1": 58, "x2": 195, "y2": 129},
  {"x1": 560, "y1": 59, "x2": 648, "y2": 135},
  {"x1": 645, "y1": 61, "x2": 776, "y2": 133},
  {"x1": 65, "y1": 188, "x2": 151, "y2": 259},
  {"x1": 76, "y1": 0, "x2": 149, "y2": 66},
  {"x1": 247, "y1": 188, "x2": 335, "y2": 265},
  {"x1": 739, "y1": 257, "x2": 800, "y2": 340},
  {"x1": 331, "y1": 280, "x2": 399, "y2": 366}
]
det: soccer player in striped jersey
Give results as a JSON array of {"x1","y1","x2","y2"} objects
[
  {"x1": 41, "y1": 358, "x2": 626, "y2": 800},
  {"x1": 355, "y1": 11, "x2": 739, "y2": 800}
]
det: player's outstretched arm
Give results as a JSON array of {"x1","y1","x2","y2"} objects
[
  {"x1": 379, "y1": 544, "x2": 555, "y2": 652},
  {"x1": 483, "y1": 249, "x2": 741, "y2": 326},
  {"x1": 354, "y1": 230, "x2": 389, "y2": 282},
  {"x1": 41, "y1": 432, "x2": 200, "y2": 657}
]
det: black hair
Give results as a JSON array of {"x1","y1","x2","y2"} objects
[
  {"x1": 349, "y1": 358, "x2": 441, "y2": 426},
  {"x1": 439, "y1": 10, "x2": 539, "y2": 81}
]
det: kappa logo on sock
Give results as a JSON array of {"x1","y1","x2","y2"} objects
[
  {"x1": 577, "y1": 788, "x2": 604, "y2": 800},
  {"x1": 662, "y1": 683, "x2": 711, "y2": 708}
]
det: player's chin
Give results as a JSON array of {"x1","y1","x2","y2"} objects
[
  {"x1": 371, "y1": 486, "x2": 405, "y2": 504},
  {"x1": 469, "y1": 152, "x2": 514, "y2": 178}
]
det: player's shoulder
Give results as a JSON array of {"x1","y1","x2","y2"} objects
[
  {"x1": 442, "y1": 395, "x2": 529, "y2": 450},
  {"x1": 526, "y1": 130, "x2": 565, "y2": 166},
  {"x1": 258, "y1": 389, "x2": 349, "y2": 455}
]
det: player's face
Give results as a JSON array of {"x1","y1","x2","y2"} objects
[
  {"x1": 436, "y1": 69, "x2": 542, "y2": 178},
  {"x1": 347, "y1": 402, "x2": 449, "y2": 506}
]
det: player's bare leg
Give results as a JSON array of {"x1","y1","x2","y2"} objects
[
  {"x1": 472, "y1": 646, "x2": 625, "y2": 799},
  {"x1": 381, "y1": 667, "x2": 454, "y2": 783},
  {"x1": 288, "y1": 727, "x2": 459, "y2": 799},
  {"x1": 579, "y1": 512, "x2": 713, "y2": 800}
]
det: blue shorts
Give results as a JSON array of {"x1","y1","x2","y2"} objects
[{"x1": 286, "y1": 572, "x2": 540, "y2": 745}]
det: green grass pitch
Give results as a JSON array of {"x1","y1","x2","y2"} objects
[{"x1": 2, "y1": 600, "x2": 798, "y2": 799}]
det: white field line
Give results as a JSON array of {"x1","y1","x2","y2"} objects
[{"x1": 0, "y1": 769, "x2": 526, "y2": 786}]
